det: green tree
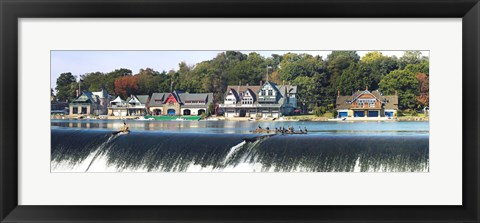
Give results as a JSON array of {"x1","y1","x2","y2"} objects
[
  {"x1": 279, "y1": 53, "x2": 325, "y2": 81},
  {"x1": 325, "y1": 51, "x2": 360, "y2": 99},
  {"x1": 379, "y1": 69, "x2": 419, "y2": 110},
  {"x1": 208, "y1": 102, "x2": 215, "y2": 115},
  {"x1": 80, "y1": 72, "x2": 106, "y2": 92},
  {"x1": 136, "y1": 68, "x2": 163, "y2": 95},
  {"x1": 228, "y1": 52, "x2": 266, "y2": 86},
  {"x1": 55, "y1": 72, "x2": 77, "y2": 102},
  {"x1": 359, "y1": 52, "x2": 399, "y2": 90},
  {"x1": 337, "y1": 63, "x2": 367, "y2": 95},
  {"x1": 398, "y1": 51, "x2": 428, "y2": 69},
  {"x1": 292, "y1": 76, "x2": 317, "y2": 111}
]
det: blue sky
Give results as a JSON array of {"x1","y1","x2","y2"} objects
[{"x1": 51, "y1": 50, "x2": 427, "y2": 90}]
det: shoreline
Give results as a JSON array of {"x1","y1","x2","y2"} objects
[{"x1": 50, "y1": 115, "x2": 429, "y2": 122}]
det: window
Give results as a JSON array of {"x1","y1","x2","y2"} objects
[
  {"x1": 268, "y1": 90, "x2": 273, "y2": 96},
  {"x1": 357, "y1": 99, "x2": 376, "y2": 108},
  {"x1": 242, "y1": 98, "x2": 253, "y2": 104},
  {"x1": 261, "y1": 90, "x2": 266, "y2": 96}
]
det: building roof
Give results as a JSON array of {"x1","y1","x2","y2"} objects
[
  {"x1": 134, "y1": 95, "x2": 150, "y2": 104},
  {"x1": 226, "y1": 86, "x2": 262, "y2": 97},
  {"x1": 180, "y1": 93, "x2": 213, "y2": 103},
  {"x1": 262, "y1": 81, "x2": 280, "y2": 92},
  {"x1": 148, "y1": 93, "x2": 169, "y2": 107},
  {"x1": 92, "y1": 89, "x2": 109, "y2": 99},
  {"x1": 111, "y1": 96, "x2": 125, "y2": 103},
  {"x1": 244, "y1": 88, "x2": 257, "y2": 101},
  {"x1": 227, "y1": 88, "x2": 240, "y2": 101},
  {"x1": 171, "y1": 90, "x2": 184, "y2": 104},
  {"x1": 335, "y1": 96, "x2": 352, "y2": 110},
  {"x1": 148, "y1": 92, "x2": 214, "y2": 107},
  {"x1": 382, "y1": 95, "x2": 399, "y2": 109},
  {"x1": 72, "y1": 91, "x2": 98, "y2": 103}
]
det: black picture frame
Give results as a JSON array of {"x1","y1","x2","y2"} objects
[{"x1": 1, "y1": 0, "x2": 479, "y2": 222}]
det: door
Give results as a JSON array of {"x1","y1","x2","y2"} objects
[
  {"x1": 353, "y1": 111, "x2": 365, "y2": 117},
  {"x1": 368, "y1": 111, "x2": 379, "y2": 117},
  {"x1": 239, "y1": 109, "x2": 246, "y2": 117},
  {"x1": 167, "y1": 109, "x2": 176, "y2": 115}
]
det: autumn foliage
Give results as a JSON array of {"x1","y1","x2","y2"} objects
[
  {"x1": 415, "y1": 73, "x2": 429, "y2": 108},
  {"x1": 114, "y1": 75, "x2": 139, "y2": 98}
]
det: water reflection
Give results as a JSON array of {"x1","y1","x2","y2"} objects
[{"x1": 51, "y1": 119, "x2": 429, "y2": 136}]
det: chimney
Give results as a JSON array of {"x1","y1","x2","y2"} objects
[
  {"x1": 366, "y1": 86, "x2": 368, "y2": 91},
  {"x1": 338, "y1": 90, "x2": 340, "y2": 97},
  {"x1": 395, "y1": 90, "x2": 398, "y2": 96},
  {"x1": 76, "y1": 89, "x2": 79, "y2": 97},
  {"x1": 260, "y1": 80, "x2": 263, "y2": 86}
]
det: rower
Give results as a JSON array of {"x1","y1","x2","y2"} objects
[{"x1": 120, "y1": 121, "x2": 129, "y2": 132}]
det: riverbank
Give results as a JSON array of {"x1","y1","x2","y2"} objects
[
  {"x1": 282, "y1": 114, "x2": 429, "y2": 122},
  {"x1": 51, "y1": 114, "x2": 429, "y2": 122}
]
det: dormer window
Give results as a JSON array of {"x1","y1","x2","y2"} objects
[{"x1": 268, "y1": 90, "x2": 273, "y2": 96}]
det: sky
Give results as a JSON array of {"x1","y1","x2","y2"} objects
[{"x1": 50, "y1": 50, "x2": 429, "y2": 90}]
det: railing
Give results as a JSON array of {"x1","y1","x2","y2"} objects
[
  {"x1": 352, "y1": 105, "x2": 381, "y2": 109},
  {"x1": 108, "y1": 105, "x2": 146, "y2": 109},
  {"x1": 219, "y1": 104, "x2": 281, "y2": 108},
  {"x1": 70, "y1": 103, "x2": 92, "y2": 106},
  {"x1": 109, "y1": 105, "x2": 127, "y2": 108}
]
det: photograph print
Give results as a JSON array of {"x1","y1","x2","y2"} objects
[{"x1": 50, "y1": 50, "x2": 429, "y2": 172}]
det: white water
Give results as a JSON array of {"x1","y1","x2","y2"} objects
[
  {"x1": 51, "y1": 135, "x2": 429, "y2": 173},
  {"x1": 223, "y1": 141, "x2": 246, "y2": 164}
]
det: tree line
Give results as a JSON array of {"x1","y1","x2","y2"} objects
[{"x1": 53, "y1": 51, "x2": 429, "y2": 112}]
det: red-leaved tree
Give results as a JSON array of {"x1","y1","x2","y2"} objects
[
  {"x1": 114, "y1": 75, "x2": 139, "y2": 98},
  {"x1": 415, "y1": 73, "x2": 429, "y2": 108}
]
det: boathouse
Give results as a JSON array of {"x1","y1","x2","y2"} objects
[
  {"x1": 335, "y1": 88, "x2": 398, "y2": 120},
  {"x1": 219, "y1": 81, "x2": 298, "y2": 118},
  {"x1": 69, "y1": 89, "x2": 111, "y2": 116},
  {"x1": 107, "y1": 94, "x2": 150, "y2": 116},
  {"x1": 148, "y1": 91, "x2": 214, "y2": 116}
]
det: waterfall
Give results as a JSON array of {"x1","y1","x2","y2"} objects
[{"x1": 51, "y1": 129, "x2": 429, "y2": 172}]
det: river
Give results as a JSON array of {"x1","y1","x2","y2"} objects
[{"x1": 51, "y1": 120, "x2": 429, "y2": 172}]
